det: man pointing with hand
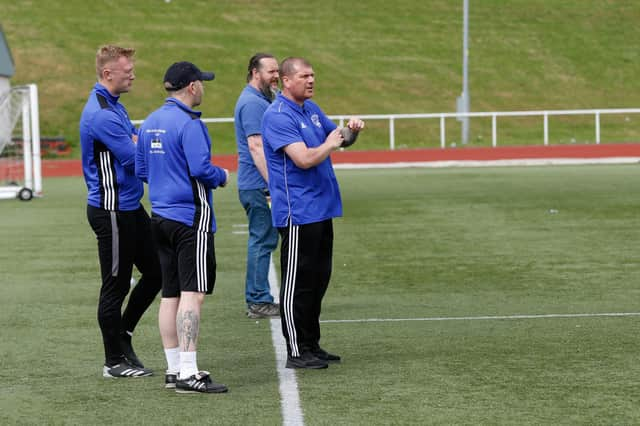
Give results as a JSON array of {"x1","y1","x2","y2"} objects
[{"x1": 262, "y1": 57, "x2": 364, "y2": 369}]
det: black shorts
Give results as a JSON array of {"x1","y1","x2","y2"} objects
[{"x1": 150, "y1": 214, "x2": 216, "y2": 297}]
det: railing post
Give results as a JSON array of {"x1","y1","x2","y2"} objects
[
  {"x1": 595, "y1": 111, "x2": 600, "y2": 144},
  {"x1": 339, "y1": 117, "x2": 344, "y2": 128},
  {"x1": 544, "y1": 112, "x2": 549, "y2": 146},
  {"x1": 491, "y1": 114, "x2": 497, "y2": 147},
  {"x1": 389, "y1": 117, "x2": 395, "y2": 150},
  {"x1": 440, "y1": 115, "x2": 446, "y2": 149}
]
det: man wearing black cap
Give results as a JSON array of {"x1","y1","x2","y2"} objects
[{"x1": 135, "y1": 61, "x2": 229, "y2": 394}]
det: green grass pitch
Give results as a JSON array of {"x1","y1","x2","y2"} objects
[{"x1": 1, "y1": 164, "x2": 640, "y2": 424}]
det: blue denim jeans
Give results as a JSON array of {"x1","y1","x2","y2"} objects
[{"x1": 239, "y1": 189, "x2": 279, "y2": 306}]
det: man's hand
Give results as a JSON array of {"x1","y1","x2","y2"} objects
[
  {"x1": 340, "y1": 118, "x2": 365, "y2": 148},
  {"x1": 347, "y1": 117, "x2": 365, "y2": 132},
  {"x1": 263, "y1": 188, "x2": 271, "y2": 208},
  {"x1": 220, "y1": 168, "x2": 229, "y2": 187},
  {"x1": 326, "y1": 128, "x2": 344, "y2": 150}
]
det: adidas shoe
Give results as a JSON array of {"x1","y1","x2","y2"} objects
[
  {"x1": 119, "y1": 332, "x2": 145, "y2": 369},
  {"x1": 165, "y1": 372, "x2": 178, "y2": 389},
  {"x1": 175, "y1": 371, "x2": 228, "y2": 394},
  {"x1": 103, "y1": 362, "x2": 153, "y2": 378}
]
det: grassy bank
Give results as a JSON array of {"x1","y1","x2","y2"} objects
[{"x1": 2, "y1": 0, "x2": 640, "y2": 154}]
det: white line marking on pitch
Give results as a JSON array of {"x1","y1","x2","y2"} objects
[
  {"x1": 320, "y1": 312, "x2": 640, "y2": 324},
  {"x1": 333, "y1": 157, "x2": 640, "y2": 170},
  {"x1": 268, "y1": 256, "x2": 304, "y2": 426},
  {"x1": 232, "y1": 224, "x2": 249, "y2": 235}
]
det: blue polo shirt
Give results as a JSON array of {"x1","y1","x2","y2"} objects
[
  {"x1": 135, "y1": 98, "x2": 227, "y2": 232},
  {"x1": 234, "y1": 85, "x2": 271, "y2": 190},
  {"x1": 80, "y1": 83, "x2": 142, "y2": 211},
  {"x1": 262, "y1": 93, "x2": 342, "y2": 227}
]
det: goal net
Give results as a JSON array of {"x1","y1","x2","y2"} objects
[{"x1": 0, "y1": 84, "x2": 42, "y2": 200}]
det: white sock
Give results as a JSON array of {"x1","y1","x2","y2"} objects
[
  {"x1": 164, "y1": 347, "x2": 180, "y2": 374},
  {"x1": 180, "y1": 351, "x2": 198, "y2": 379}
]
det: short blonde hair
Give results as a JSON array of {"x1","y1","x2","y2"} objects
[{"x1": 95, "y1": 45, "x2": 135, "y2": 80}]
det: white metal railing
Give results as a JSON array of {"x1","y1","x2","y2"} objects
[
  {"x1": 330, "y1": 109, "x2": 640, "y2": 149},
  {"x1": 134, "y1": 108, "x2": 640, "y2": 150}
]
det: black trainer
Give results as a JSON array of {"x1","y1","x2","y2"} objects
[
  {"x1": 175, "y1": 371, "x2": 228, "y2": 394},
  {"x1": 165, "y1": 372, "x2": 178, "y2": 389},
  {"x1": 119, "y1": 332, "x2": 145, "y2": 369},
  {"x1": 313, "y1": 348, "x2": 341, "y2": 363},
  {"x1": 286, "y1": 352, "x2": 329, "y2": 369},
  {"x1": 103, "y1": 361, "x2": 153, "y2": 378}
]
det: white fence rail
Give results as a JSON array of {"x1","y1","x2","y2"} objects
[{"x1": 134, "y1": 108, "x2": 640, "y2": 150}]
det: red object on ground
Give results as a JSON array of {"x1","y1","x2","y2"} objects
[
  {"x1": 41, "y1": 144, "x2": 640, "y2": 177},
  {"x1": 331, "y1": 143, "x2": 640, "y2": 164}
]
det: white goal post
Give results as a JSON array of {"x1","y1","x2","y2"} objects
[{"x1": 0, "y1": 84, "x2": 42, "y2": 200}]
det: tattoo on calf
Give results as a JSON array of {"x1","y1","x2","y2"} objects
[{"x1": 177, "y1": 309, "x2": 200, "y2": 351}]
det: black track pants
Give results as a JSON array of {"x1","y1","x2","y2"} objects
[
  {"x1": 278, "y1": 219, "x2": 333, "y2": 357},
  {"x1": 87, "y1": 205, "x2": 162, "y2": 365}
]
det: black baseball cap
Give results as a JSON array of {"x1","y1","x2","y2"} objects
[{"x1": 163, "y1": 61, "x2": 215, "y2": 91}]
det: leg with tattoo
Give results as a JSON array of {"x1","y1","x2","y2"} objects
[{"x1": 177, "y1": 309, "x2": 200, "y2": 352}]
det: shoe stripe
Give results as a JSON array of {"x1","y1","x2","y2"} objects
[
  {"x1": 283, "y1": 223, "x2": 300, "y2": 357},
  {"x1": 104, "y1": 364, "x2": 151, "y2": 378}
]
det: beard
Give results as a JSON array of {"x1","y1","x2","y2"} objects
[{"x1": 260, "y1": 80, "x2": 278, "y2": 101}]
